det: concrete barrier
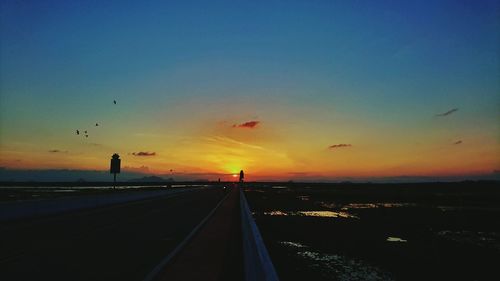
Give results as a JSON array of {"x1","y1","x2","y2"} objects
[{"x1": 240, "y1": 188, "x2": 280, "y2": 281}]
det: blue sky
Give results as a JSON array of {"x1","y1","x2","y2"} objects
[{"x1": 1, "y1": 0, "x2": 499, "y2": 180}]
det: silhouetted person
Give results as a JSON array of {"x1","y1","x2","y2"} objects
[
  {"x1": 239, "y1": 170, "x2": 244, "y2": 183},
  {"x1": 110, "y1": 153, "x2": 121, "y2": 189}
]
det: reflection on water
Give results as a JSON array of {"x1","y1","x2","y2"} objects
[
  {"x1": 272, "y1": 186, "x2": 288, "y2": 189},
  {"x1": 386, "y1": 237, "x2": 407, "y2": 242},
  {"x1": 318, "y1": 202, "x2": 416, "y2": 210},
  {"x1": 262, "y1": 210, "x2": 358, "y2": 219},
  {"x1": 280, "y1": 241, "x2": 308, "y2": 248},
  {"x1": 437, "y1": 230, "x2": 500, "y2": 250},
  {"x1": 299, "y1": 211, "x2": 358, "y2": 219},
  {"x1": 263, "y1": 211, "x2": 289, "y2": 216},
  {"x1": 280, "y1": 241, "x2": 393, "y2": 281},
  {"x1": 345, "y1": 203, "x2": 415, "y2": 209},
  {"x1": 297, "y1": 195, "x2": 310, "y2": 201},
  {"x1": 437, "y1": 206, "x2": 500, "y2": 212},
  {"x1": 0, "y1": 186, "x2": 143, "y2": 190}
]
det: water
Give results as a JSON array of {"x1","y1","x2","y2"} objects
[
  {"x1": 318, "y1": 202, "x2": 416, "y2": 210},
  {"x1": 386, "y1": 237, "x2": 407, "y2": 242},
  {"x1": 280, "y1": 241, "x2": 394, "y2": 281},
  {"x1": 262, "y1": 210, "x2": 359, "y2": 219},
  {"x1": 437, "y1": 230, "x2": 500, "y2": 250}
]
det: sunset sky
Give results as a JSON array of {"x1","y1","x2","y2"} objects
[{"x1": 1, "y1": 0, "x2": 499, "y2": 181}]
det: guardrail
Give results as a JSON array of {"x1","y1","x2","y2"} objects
[{"x1": 240, "y1": 188, "x2": 280, "y2": 281}]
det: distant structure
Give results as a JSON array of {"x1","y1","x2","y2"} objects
[
  {"x1": 110, "y1": 153, "x2": 121, "y2": 189},
  {"x1": 239, "y1": 170, "x2": 244, "y2": 183}
]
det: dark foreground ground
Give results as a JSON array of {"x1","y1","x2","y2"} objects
[
  {"x1": 0, "y1": 187, "x2": 227, "y2": 281},
  {"x1": 244, "y1": 181, "x2": 500, "y2": 281}
]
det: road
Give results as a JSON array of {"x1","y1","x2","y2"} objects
[{"x1": 0, "y1": 187, "x2": 227, "y2": 281}]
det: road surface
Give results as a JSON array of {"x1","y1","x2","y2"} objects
[{"x1": 0, "y1": 187, "x2": 226, "y2": 281}]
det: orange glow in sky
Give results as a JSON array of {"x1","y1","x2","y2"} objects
[{"x1": 0, "y1": 1, "x2": 499, "y2": 182}]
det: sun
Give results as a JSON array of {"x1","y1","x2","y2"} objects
[{"x1": 232, "y1": 174, "x2": 238, "y2": 178}]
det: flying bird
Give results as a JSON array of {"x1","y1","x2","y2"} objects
[
  {"x1": 85, "y1": 135, "x2": 88, "y2": 138},
  {"x1": 436, "y1": 108, "x2": 458, "y2": 117},
  {"x1": 76, "y1": 130, "x2": 80, "y2": 135},
  {"x1": 84, "y1": 130, "x2": 87, "y2": 134},
  {"x1": 113, "y1": 100, "x2": 117, "y2": 105},
  {"x1": 95, "y1": 123, "x2": 99, "y2": 126}
]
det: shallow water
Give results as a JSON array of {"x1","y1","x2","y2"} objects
[
  {"x1": 280, "y1": 241, "x2": 394, "y2": 281},
  {"x1": 262, "y1": 210, "x2": 358, "y2": 219},
  {"x1": 437, "y1": 230, "x2": 500, "y2": 250},
  {"x1": 386, "y1": 237, "x2": 407, "y2": 242},
  {"x1": 318, "y1": 202, "x2": 416, "y2": 210}
]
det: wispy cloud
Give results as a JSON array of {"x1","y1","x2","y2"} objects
[
  {"x1": 132, "y1": 151, "x2": 156, "y2": 156},
  {"x1": 435, "y1": 108, "x2": 458, "y2": 117},
  {"x1": 232, "y1": 120, "x2": 260, "y2": 129},
  {"x1": 203, "y1": 136, "x2": 265, "y2": 151},
  {"x1": 48, "y1": 149, "x2": 67, "y2": 153},
  {"x1": 328, "y1": 144, "x2": 352, "y2": 150},
  {"x1": 454, "y1": 140, "x2": 463, "y2": 145}
]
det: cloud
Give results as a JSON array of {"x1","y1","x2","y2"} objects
[
  {"x1": 435, "y1": 108, "x2": 458, "y2": 117},
  {"x1": 132, "y1": 152, "x2": 156, "y2": 156},
  {"x1": 48, "y1": 149, "x2": 67, "y2": 153},
  {"x1": 328, "y1": 144, "x2": 352, "y2": 150},
  {"x1": 232, "y1": 121, "x2": 260, "y2": 129},
  {"x1": 454, "y1": 140, "x2": 463, "y2": 145},
  {"x1": 204, "y1": 136, "x2": 265, "y2": 151}
]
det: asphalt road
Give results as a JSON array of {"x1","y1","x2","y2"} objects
[{"x1": 0, "y1": 187, "x2": 227, "y2": 281}]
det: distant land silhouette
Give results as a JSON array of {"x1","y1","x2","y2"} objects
[
  {"x1": 1, "y1": 167, "x2": 499, "y2": 183},
  {"x1": 128, "y1": 176, "x2": 174, "y2": 182}
]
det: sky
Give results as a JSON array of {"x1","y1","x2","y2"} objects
[{"x1": 1, "y1": 0, "x2": 499, "y2": 181}]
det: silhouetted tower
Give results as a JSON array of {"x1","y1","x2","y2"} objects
[
  {"x1": 239, "y1": 170, "x2": 244, "y2": 183},
  {"x1": 110, "y1": 153, "x2": 121, "y2": 189}
]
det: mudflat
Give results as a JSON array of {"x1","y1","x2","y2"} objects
[{"x1": 244, "y1": 181, "x2": 500, "y2": 281}]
